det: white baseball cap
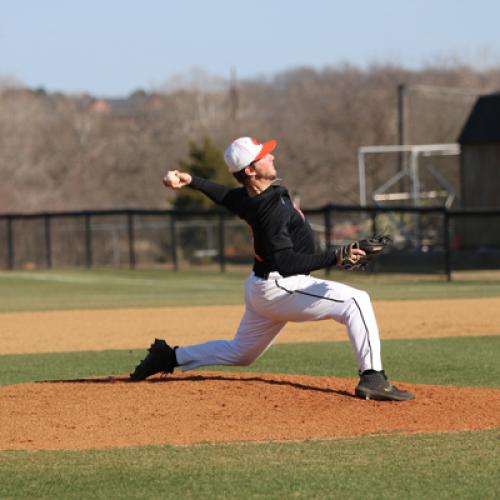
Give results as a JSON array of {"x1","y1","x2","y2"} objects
[{"x1": 224, "y1": 137, "x2": 277, "y2": 173}]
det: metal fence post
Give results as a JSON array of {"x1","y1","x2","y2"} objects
[
  {"x1": 371, "y1": 210, "x2": 378, "y2": 235},
  {"x1": 2, "y1": 205, "x2": 498, "y2": 275},
  {"x1": 127, "y1": 211, "x2": 136, "y2": 269},
  {"x1": 84, "y1": 213, "x2": 92, "y2": 268},
  {"x1": 443, "y1": 210, "x2": 452, "y2": 281},
  {"x1": 169, "y1": 214, "x2": 178, "y2": 271},
  {"x1": 218, "y1": 212, "x2": 226, "y2": 273},
  {"x1": 44, "y1": 215, "x2": 52, "y2": 269},
  {"x1": 6, "y1": 216, "x2": 14, "y2": 270},
  {"x1": 371, "y1": 209, "x2": 379, "y2": 274},
  {"x1": 324, "y1": 206, "x2": 332, "y2": 275}
]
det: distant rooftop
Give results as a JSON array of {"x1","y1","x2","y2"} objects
[
  {"x1": 458, "y1": 92, "x2": 500, "y2": 144},
  {"x1": 88, "y1": 94, "x2": 150, "y2": 116}
]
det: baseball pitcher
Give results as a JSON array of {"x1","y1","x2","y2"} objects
[{"x1": 130, "y1": 137, "x2": 414, "y2": 401}]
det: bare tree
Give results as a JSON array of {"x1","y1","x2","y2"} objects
[{"x1": 2, "y1": 63, "x2": 500, "y2": 213}]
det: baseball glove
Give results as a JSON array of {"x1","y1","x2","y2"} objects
[{"x1": 337, "y1": 235, "x2": 392, "y2": 270}]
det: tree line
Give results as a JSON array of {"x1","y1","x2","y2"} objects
[{"x1": 1, "y1": 63, "x2": 499, "y2": 213}]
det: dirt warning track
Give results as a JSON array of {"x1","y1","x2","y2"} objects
[{"x1": 1, "y1": 297, "x2": 500, "y2": 355}]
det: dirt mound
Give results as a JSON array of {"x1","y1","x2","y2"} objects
[{"x1": 1, "y1": 372, "x2": 499, "y2": 451}]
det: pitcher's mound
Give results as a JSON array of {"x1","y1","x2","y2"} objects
[{"x1": 1, "y1": 372, "x2": 499, "y2": 450}]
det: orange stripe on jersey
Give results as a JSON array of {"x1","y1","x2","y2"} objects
[{"x1": 293, "y1": 201, "x2": 305, "y2": 221}]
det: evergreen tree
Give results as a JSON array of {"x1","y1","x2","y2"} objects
[{"x1": 173, "y1": 138, "x2": 237, "y2": 209}]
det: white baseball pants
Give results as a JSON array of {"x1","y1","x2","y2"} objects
[{"x1": 176, "y1": 272, "x2": 383, "y2": 373}]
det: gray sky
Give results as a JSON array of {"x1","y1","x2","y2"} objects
[{"x1": 1, "y1": 0, "x2": 499, "y2": 96}]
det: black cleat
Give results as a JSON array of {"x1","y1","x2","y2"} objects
[
  {"x1": 355, "y1": 370, "x2": 415, "y2": 401},
  {"x1": 130, "y1": 338, "x2": 178, "y2": 381}
]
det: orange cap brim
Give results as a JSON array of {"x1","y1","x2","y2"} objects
[{"x1": 254, "y1": 139, "x2": 277, "y2": 162}]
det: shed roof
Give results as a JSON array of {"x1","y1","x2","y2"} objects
[{"x1": 458, "y1": 93, "x2": 500, "y2": 144}]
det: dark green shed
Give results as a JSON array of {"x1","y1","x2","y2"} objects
[{"x1": 457, "y1": 93, "x2": 500, "y2": 209}]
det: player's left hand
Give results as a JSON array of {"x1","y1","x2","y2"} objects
[
  {"x1": 337, "y1": 235, "x2": 391, "y2": 270},
  {"x1": 351, "y1": 247, "x2": 367, "y2": 259},
  {"x1": 336, "y1": 243, "x2": 364, "y2": 269}
]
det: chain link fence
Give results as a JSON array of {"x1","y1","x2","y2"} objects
[{"x1": 1, "y1": 206, "x2": 499, "y2": 280}]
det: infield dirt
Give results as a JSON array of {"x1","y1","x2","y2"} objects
[
  {"x1": 1, "y1": 297, "x2": 500, "y2": 355},
  {"x1": 1, "y1": 297, "x2": 499, "y2": 451}
]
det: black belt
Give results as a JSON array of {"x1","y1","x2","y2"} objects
[
  {"x1": 254, "y1": 270, "x2": 309, "y2": 280},
  {"x1": 254, "y1": 270, "x2": 272, "y2": 280}
]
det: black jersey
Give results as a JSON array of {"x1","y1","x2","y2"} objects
[{"x1": 190, "y1": 176, "x2": 338, "y2": 277}]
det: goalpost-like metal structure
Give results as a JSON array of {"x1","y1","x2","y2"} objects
[{"x1": 358, "y1": 143, "x2": 460, "y2": 207}]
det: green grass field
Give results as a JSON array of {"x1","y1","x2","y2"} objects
[
  {"x1": 1, "y1": 431, "x2": 497, "y2": 499},
  {"x1": 1, "y1": 337, "x2": 499, "y2": 388},
  {"x1": 0, "y1": 269, "x2": 499, "y2": 499},
  {"x1": 1, "y1": 268, "x2": 500, "y2": 312}
]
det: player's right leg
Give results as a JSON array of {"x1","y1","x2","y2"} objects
[
  {"x1": 175, "y1": 307, "x2": 285, "y2": 371},
  {"x1": 130, "y1": 338, "x2": 178, "y2": 381},
  {"x1": 130, "y1": 310, "x2": 284, "y2": 379},
  {"x1": 129, "y1": 273, "x2": 286, "y2": 380}
]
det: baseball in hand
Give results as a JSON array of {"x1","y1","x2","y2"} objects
[{"x1": 164, "y1": 170, "x2": 180, "y2": 188}]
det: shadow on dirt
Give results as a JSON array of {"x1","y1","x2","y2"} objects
[{"x1": 37, "y1": 373, "x2": 355, "y2": 398}]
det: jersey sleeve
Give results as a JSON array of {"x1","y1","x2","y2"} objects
[
  {"x1": 273, "y1": 247, "x2": 338, "y2": 276},
  {"x1": 188, "y1": 175, "x2": 243, "y2": 215}
]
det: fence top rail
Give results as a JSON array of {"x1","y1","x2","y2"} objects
[
  {"x1": 1, "y1": 205, "x2": 499, "y2": 220},
  {"x1": 320, "y1": 205, "x2": 500, "y2": 216},
  {"x1": 358, "y1": 143, "x2": 460, "y2": 155},
  {"x1": 0, "y1": 208, "x2": 228, "y2": 219},
  {"x1": 319, "y1": 204, "x2": 445, "y2": 214},
  {"x1": 445, "y1": 208, "x2": 500, "y2": 216}
]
